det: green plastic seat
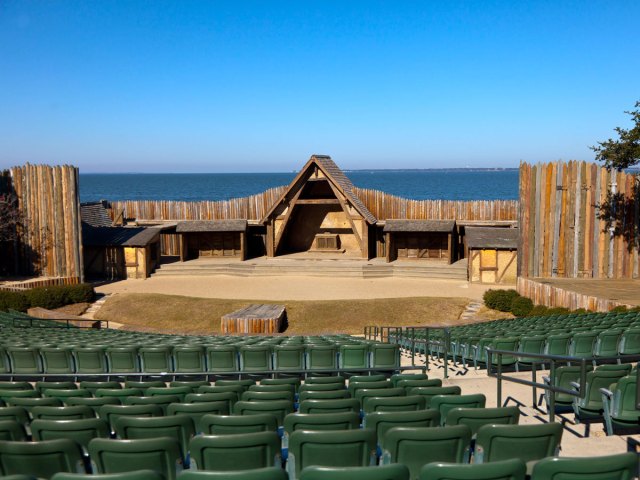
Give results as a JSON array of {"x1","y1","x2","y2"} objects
[
  {"x1": 567, "y1": 332, "x2": 598, "y2": 359},
  {"x1": 32, "y1": 405, "x2": 95, "y2": 421},
  {"x1": 74, "y1": 347, "x2": 108, "y2": 374},
  {"x1": 139, "y1": 346, "x2": 174, "y2": 373},
  {"x1": 364, "y1": 410, "x2": 441, "y2": 444},
  {"x1": 381, "y1": 425, "x2": 472, "y2": 480},
  {"x1": 36, "y1": 382, "x2": 78, "y2": 393},
  {"x1": 241, "y1": 390, "x2": 295, "y2": 402},
  {"x1": 474, "y1": 423, "x2": 563, "y2": 472},
  {"x1": 407, "y1": 386, "x2": 461, "y2": 408},
  {"x1": 299, "y1": 390, "x2": 350, "y2": 402},
  {"x1": 123, "y1": 395, "x2": 181, "y2": 414},
  {"x1": 0, "y1": 438, "x2": 86, "y2": 477},
  {"x1": 305, "y1": 346, "x2": 338, "y2": 373},
  {"x1": 419, "y1": 459, "x2": 526, "y2": 480},
  {"x1": 446, "y1": 407, "x2": 520, "y2": 436},
  {"x1": 167, "y1": 402, "x2": 230, "y2": 430},
  {"x1": 261, "y1": 378, "x2": 301, "y2": 392},
  {"x1": 123, "y1": 380, "x2": 165, "y2": 392},
  {"x1": 430, "y1": 394, "x2": 487, "y2": 426},
  {"x1": 215, "y1": 379, "x2": 255, "y2": 390},
  {"x1": 355, "y1": 387, "x2": 405, "y2": 406},
  {"x1": 98, "y1": 404, "x2": 164, "y2": 433},
  {"x1": 170, "y1": 380, "x2": 209, "y2": 391},
  {"x1": 299, "y1": 382, "x2": 345, "y2": 393},
  {"x1": 177, "y1": 467, "x2": 287, "y2": 480},
  {"x1": 105, "y1": 347, "x2": 140, "y2": 374},
  {"x1": 79, "y1": 381, "x2": 121, "y2": 395},
  {"x1": 0, "y1": 420, "x2": 27, "y2": 441},
  {"x1": 0, "y1": 382, "x2": 33, "y2": 391},
  {"x1": 531, "y1": 452, "x2": 637, "y2": 480},
  {"x1": 239, "y1": 345, "x2": 273, "y2": 373},
  {"x1": 301, "y1": 464, "x2": 410, "y2": 480},
  {"x1": 31, "y1": 418, "x2": 110, "y2": 450},
  {"x1": 205, "y1": 346, "x2": 239, "y2": 373},
  {"x1": 173, "y1": 346, "x2": 206, "y2": 373},
  {"x1": 249, "y1": 383, "x2": 296, "y2": 394},
  {"x1": 115, "y1": 414, "x2": 195, "y2": 465},
  {"x1": 397, "y1": 379, "x2": 442, "y2": 393},
  {"x1": 0, "y1": 390, "x2": 41, "y2": 401},
  {"x1": 40, "y1": 348, "x2": 76, "y2": 374},
  {"x1": 543, "y1": 365, "x2": 593, "y2": 413},
  {"x1": 0, "y1": 407, "x2": 29, "y2": 427},
  {"x1": 44, "y1": 389, "x2": 92, "y2": 401},
  {"x1": 618, "y1": 328, "x2": 640, "y2": 355},
  {"x1": 190, "y1": 431, "x2": 281, "y2": 471},
  {"x1": 299, "y1": 398, "x2": 360, "y2": 414},
  {"x1": 274, "y1": 345, "x2": 305, "y2": 371},
  {"x1": 370, "y1": 344, "x2": 400, "y2": 370},
  {"x1": 603, "y1": 375, "x2": 640, "y2": 435},
  {"x1": 283, "y1": 412, "x2": 360, "y2": 445},
  {"x1": 64, "y1": 397, "x2": 120, "y2": 417},
  {"x1": 288, "y1": 429, "x2": 377, "y2": 480},
  {"x1": 233, "y1": 400, "x2": 294, "y2": 425},
  {"x1": 515, "y1": 335, "x2": 546, "y2": 370},
  {"x1": 390, "y1": 374, "x2": 429, "y2": 388},
  {"x1": 348, "y1": 374, "x2": 387, "y2": 383},
  {"x1": 363, "y1": 395, "x2": 426, "y2": 414},
  {"x1": 6, "y1": 347, "x2": 43, "y2": 374},
  {"x1": 7, "y1": 396, "x2": 63, "y2": 414},
  {"x1": 88, "y1": 437, "x2": 183, "y2": 480},
  {"x1": 185, "y1": 392, "x2": 237, "y2": 411},
  {"x1": 305, "y1": 375, "x2": 344, "y2": 385},
  {"x1": 52, "y1": 470, "x2": 164, "y2": 480},
  {"x1": 198, "y1": 413, "x2": 278, "y2": 435},
  {"x1": 543, "y1": 333, "x2": 572, "y2": 357},
  {"x1": 593, "y1": 329, "x2": 623, "y2": 357},
  {"x1": 146, "y1": 386, "x2": 192, "y2": 402},
  {"x1": 339, "y1": 345, "x2": 370, "y2": 371},
  {"x1": 573, "y1": 369, "x2": 628, "y2": 431},
  {"x1": 95, "y1": 388, "x2": 143, "y2": 399},
  {"x1": 348, "y1": 380, "x2": 391, "y2": 398}
]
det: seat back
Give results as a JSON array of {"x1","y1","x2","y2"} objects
[
  {"x1": 396, "y1": 379, "x2": 442, "y2": 393},
  {"x1": 173, "y1": 346, "x2": 206, "y2": 373},
  {"x1": 299, "y1": 398, "x2": 360, "y2": 414},
  {"x1": 370, "y1": 344, "x2": 400, "y2": 369},
  {"x1": 233, "y1": 400, "x2": 294, "y2": 426},
  {"x1": 74, "y1": 348, "x2": 108, "y2": 374},
  {"x1": 32, "y1": 405, "x2": 95, "y2": 421},
  {"x1": 274, "y1": 345, "x2": 305, "y2": 371},
  {"x1": 205, "y1": 346, "x2": 239, "y2": 372},
  {"x1": 531, "y1": 452, "x2": 637, "y2": 480},
  {"x1": 177, "y1": 467, "x2": 287, "y2": 480},
  {"x1": 300, "y1": 464, "x2": 410, "y2": 480},
  {"x1": 339, "y1": 345, "x2": 370, "y2": 369},
  {"x1": 115, "y1": 415, "x2": 195, "y2": 461},
  {"x1": 363, "y1": 395, "x2": 426, "y2": 414},
  {"x1": 419, "y1": 458, "x2": 526, "y2": 480},
  {"x1": 139, "y1": 347, "x2": 174, "y2": 373},
  {"x1": 364, "y1": 410, "x2": 441, "y2": 443},
  {"x1": 79, "y1": 381, "x2": 122, "y2": 395},
  {"x1": 305, "y1": 346, "x2": 338, "y2": 371},
  {"x1": 390, "y1": 374, "x2": 429, "y2": 388},
  {"x1": 0, "y1": 420, "x2": 27, "y2": 441},
  {"x1": 407, "y1": 386, "x2": 461, "y2": 408},
  {"x1": 106, "y1": 347, "x2": 140, "y2": 373},
  {"x1": 0, "y1": 407, "x2": 29, "y2": 427},
  {"x1": 40, "y1": 348, "x2": 75, "y2": 374},
  {"x1": 189, "y1": 431, "x2": 281, "y2": 471},
  {"x1": 288, "y1": 429, "x2": 377, "y2": 480},
  {"x1": 474, "y1": 422, "x2": 563, "y2": 465},
  {"x1": 88, "y1": 437, "x2": 183, "y2": 480},
  {"x1": 199, "y1": 413, "x2": 278, "y2": 435},
  {"x1": 304, "y1": 375, "x2": 344, "y2": 385},
  {"x1": 578, "y1": 369, "x2": 628, "y2": 411},
  {"x1": 381, "y1": 425, "x2": 472, "y2": 480},
  {"x1": 593, "y1": 329, "x2": 623, "y2": 357},
  {"x1": 6, "y1": 348, "x2": 43, "y2": 374},
  {"x1": 0, "y1": 438, "x2": 85, "y2": 477},
  {"x1": 567, "y1": 332, "x2": 598, "y2": 358},
  {"x1": 445, "y1": 407, "x2": 520, "y2": 436},
  {"x1": 123, "y1": 395, "x2": 181, "y2": 414},
  {"x1": 64, "y1": 397, "x2": 120, "y2": 417},
  {"x1": 430, "y1": 394, "x2": 487, "y2": 425},
  {"x1": 147, "y1": 386, "x2": 192, "y2": 402},
  {"x1": 98, "y1": 404, "x2": 164, "y2": 433},
  {"x1": 241, "y1": 390, "x2": 295, "y2": 402},
  {"x1": 618, "y1": 328, "x2": 640, "y2": 355},
  {"x1": 185, "y1": 392, "x2": 237, "y2": 412},
  {"x1": 284, "y1": 412, "x2": 360, "y2": 435},
  {"x1": 31, "y1": 418, "x2": 110, "y2": 450}
]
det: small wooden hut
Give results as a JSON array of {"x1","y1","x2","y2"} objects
[
  {"x1": 261, "y1": 155, "x2": 377, "y2": 259},
  {"x1": 466, "y1": 227, "x2": 518, "y2": 284},
  {"x1": 176, "y1": 220, "x2": 248, "y2": 261},
  {"x1": 383, "y1": 220, "x2": 456, "y2": 263}
]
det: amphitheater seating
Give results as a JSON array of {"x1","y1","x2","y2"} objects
[
  {"x1": 530, "y1": 452, "x2": 637, "y2": 480},
  {"x1": 300, "y1": 464, "x2": 410, "y2": 480},
  {"x1": 419, "y1": 459, "x2": 526, "y2": 480}
]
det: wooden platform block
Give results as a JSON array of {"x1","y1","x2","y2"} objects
[{"x1": 221, "y1": 304, "x2": 286, "y2": 335}]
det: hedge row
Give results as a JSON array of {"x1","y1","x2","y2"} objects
[
  {"x1": 483, "y1": 289, "x2": 640, "y2": 317},
  {"x1": 0, "y1": 284, "x2": 96, "y2": 312}
]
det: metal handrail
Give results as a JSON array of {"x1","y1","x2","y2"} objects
[{"x1": 487, "y1": 347, "x2": 640, "y2": 422}]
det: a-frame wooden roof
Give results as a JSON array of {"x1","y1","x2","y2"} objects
[{"x1": 261, "y1": 154, "x2": 377, "y2": 224}]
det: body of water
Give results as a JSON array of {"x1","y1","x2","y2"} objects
[{"x1": 79, "y1": 169, "x2": 519, "y2": 203}]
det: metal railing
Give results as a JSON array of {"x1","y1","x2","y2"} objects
[{"x1": 487, "y1": 348, "x2": 640, "y2": 422}]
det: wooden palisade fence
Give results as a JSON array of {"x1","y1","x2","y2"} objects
[
  {"x1": 0, "y1": 165, "x2": 83, "y2": 281},
  {"x1": 518, "y1": 161, "x2": 639, "y2": 279}
]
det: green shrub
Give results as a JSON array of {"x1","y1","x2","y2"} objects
[
  {"x1": 545, "y1": 307, "x2": 571, "y2": 315},
  {"x1": 0, "y1": 290, "x2": 29, "y2": 312},
  {"x1": 528, "y1": 305, "x2": 549, "y2": 317},
  {"x1": 571, "y1": 308, "x2": 589, "y2": 315},
  {"x1": 610, "y1": 305, "x2": 629, "y2": 313},
  {"x1": 510, "y1": 296, "x2": 534, "y2": 317},
  {"x1": 483, "y1": 289, "x2": 520, "y2": 312},
  {"x1": 24, "y1": 284, "x2": 96, "y2": 310}
]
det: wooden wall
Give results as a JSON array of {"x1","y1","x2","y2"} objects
[
  {"x1": 1, "y1": 165, "x2": 83, "y2": 280},
  {"x1": 519, "y1": 161, "x2": 639, "y2": 279}
]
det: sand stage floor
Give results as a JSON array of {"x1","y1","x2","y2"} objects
[{"x1": 96, "y1": 276, "x2": 499, "y2": 301}]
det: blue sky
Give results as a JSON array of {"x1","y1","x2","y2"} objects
[{"x1": 0, "y1": 1, "x2": 638, "y2": 173}]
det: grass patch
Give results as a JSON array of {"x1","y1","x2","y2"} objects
[{"x1": 95, "y1": 294, "x2": 470, "y2": 335}]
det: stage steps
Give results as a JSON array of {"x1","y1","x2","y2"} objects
[{"x1": 152, "y1": 258, "x2": 468, "y2": 280}]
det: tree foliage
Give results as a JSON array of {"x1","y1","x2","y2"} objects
[
  {"x1": 591, "y1": 101, "x2": 640, "y2": 170},
  {"x1": 0, "y1": 193, "x2": 23, "y2": 242}
]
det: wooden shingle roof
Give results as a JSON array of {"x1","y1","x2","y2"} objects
[
  {"x1": 466, "y1": 227, "x2": 518, "y2": 249},
  {"x1": 383, "y1": 220, "x2": 456, "y2": 233},
  {"x1": 82, "y1": 226, "x2": 161, "y2": 247},
  {"x1": 176, "y1": 220, "x2": 248, "y2": 233},
  {"x1": 80, "y1": 202, "x2": 112, "y2": 227}
]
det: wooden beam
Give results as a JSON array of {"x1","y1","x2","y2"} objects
[
  {"x1": 295, "y1": 199, "x2": 341, "y2": 205},
  {"x1": 326, "y1": 181, "x2": 364, "y2": 252},
  {"x1": 274, "y1": 186, "x2": 304, "y2": 254}
]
